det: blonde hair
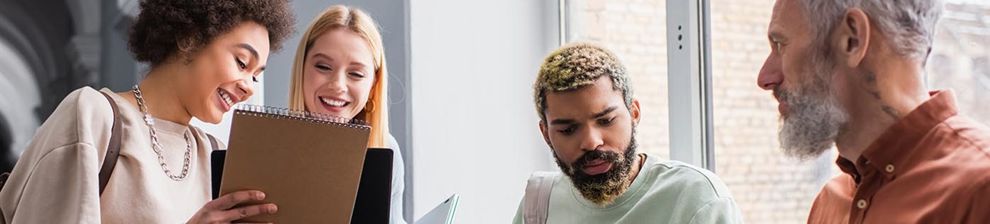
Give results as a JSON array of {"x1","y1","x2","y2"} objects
[
  {"x1": 289, "y1": 5, "x2": 389, "y2": 147},
  {"x1": 534, "y1": 42, "x2": 631, "y2": 123}
]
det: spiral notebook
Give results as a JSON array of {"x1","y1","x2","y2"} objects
[{"x1": 219, "y1": 105, "x2": 371, "y2": 223}]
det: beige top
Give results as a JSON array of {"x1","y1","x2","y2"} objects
[{"x1": 0, "y1": 87, "x2": 215, "y2": 223}]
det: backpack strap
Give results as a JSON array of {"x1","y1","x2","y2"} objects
[
  {"x1": 522, "y1": 172, "x2": 556, "y2": 224},
  {"x1": 0, "y1": 91, "x2": 122, "y2": 196},
  {"x1": 97, "y1": 91, "x2": 122, "y2": 196},
  {"x1": 207, "y1": 134, "x2": 220, "y2": 151},
  {"x1": 188, "y1": 127, "x2": 221, "y2": 151}
]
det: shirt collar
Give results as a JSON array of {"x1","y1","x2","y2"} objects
[{"x1": 836, "y1": 90, "x2": 959, "y2": 181}]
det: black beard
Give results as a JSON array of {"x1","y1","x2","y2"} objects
[{"x1": 552, "y1": 134, "x2": 638, "y2": 206}]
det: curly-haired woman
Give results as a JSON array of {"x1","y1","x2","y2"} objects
[{"x1": 0, "y1": 0, "x2": 294, "y2": 223}]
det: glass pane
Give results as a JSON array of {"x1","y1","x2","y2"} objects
[
  {"x1": 567, "y1": 0, "x2": 670, "y2": 159},
  {"x1": 927, "y1": 1, "x2": 990, "y2": 125}
]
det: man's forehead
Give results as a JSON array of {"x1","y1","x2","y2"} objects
[
  {"x1": 769, "y1": 0, "x2": 789, "y2": 29},
  {"x1": 768, "y1": 0, "x2": 808, "y2": 38},
  {"x1": 544, "y1": 78, "x2": 625, "y2": 119}
]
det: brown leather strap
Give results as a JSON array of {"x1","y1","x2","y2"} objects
[{"x1": 97, "y1": 91, "x2": 122, "y2": 196}]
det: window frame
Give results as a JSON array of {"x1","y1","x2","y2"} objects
[{"x1": 559, "y1": 0, "x2": 716, "y2": 171}]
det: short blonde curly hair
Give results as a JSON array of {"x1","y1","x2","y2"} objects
[{"x1": 533, "y1": 42, "x2": 633, "y2": 122}]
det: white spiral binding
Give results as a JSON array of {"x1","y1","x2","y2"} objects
[{"x1": 234, "y1": 104, "x2": 371, "y2": 130}]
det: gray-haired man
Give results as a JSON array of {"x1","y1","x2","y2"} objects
[{"x1": 758, "y1": 0, "x2": 990, "y2": 223}]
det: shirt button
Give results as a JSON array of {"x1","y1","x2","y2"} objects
[
  {"x1": 857, "y1": 199, "x2": 868, "y2": 209},
  {"x1": 885, "y1": 164, "x2": 895, "y2": 173}
]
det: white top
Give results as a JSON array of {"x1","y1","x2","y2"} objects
[
  {"x1": 384, "y1": 134, "x2": 407, "y2": 224},
  {"x1": 1, "y1": 87, "x2": 214, "y2": 223}
]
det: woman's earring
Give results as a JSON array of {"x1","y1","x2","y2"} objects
[{"x1": 365, "y1": 101, "x2": 376, "y2": 113}]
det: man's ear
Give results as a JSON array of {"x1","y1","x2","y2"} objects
[
  {"x1": 834, "y1": 8, "x2": 871, "y2": 67},
  {"x1": 629, "y1": 98, "x2": 641, "y2": 127},
  {"x1": 539, "y1": 120, "x2": 553, "y2": 149}
]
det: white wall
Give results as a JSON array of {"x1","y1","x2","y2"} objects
[{"x1": 409, "y1": 0, "x2": 559, "y2": 223}]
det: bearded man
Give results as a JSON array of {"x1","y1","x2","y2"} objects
[
  {"x1": 512, "y1": 42, "x2": 742, "y2": 224},
  {"x1": 758, "y1": 0, "x2": 990, "y2": 223}
]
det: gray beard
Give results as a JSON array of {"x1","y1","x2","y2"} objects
[{"x1": 777, "y1": 51, "x2": 849, "y2": 160}]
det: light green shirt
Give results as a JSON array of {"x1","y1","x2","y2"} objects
[{"x1": 513, "y1": 154, "x2": 743, "y2": 224}]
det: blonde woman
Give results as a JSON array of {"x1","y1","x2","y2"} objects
[{"x1": 287, "y1": 5, "x2": 406, "y2": 223}]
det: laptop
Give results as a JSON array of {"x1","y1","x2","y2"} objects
[
  {"x1": 211, "y1": 148, "x2": 394, "y2": 223},
  {"x1": 415, "y1": 194, "x2": 460, "y2": 224}
]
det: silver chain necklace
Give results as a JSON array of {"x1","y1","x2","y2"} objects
[{"x1": 132, "y1": 85, "x2": 192, "y2": 181}]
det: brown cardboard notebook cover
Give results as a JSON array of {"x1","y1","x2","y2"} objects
[{"x1": 220, "y1": 106, "x2": 370, "y2": 223}]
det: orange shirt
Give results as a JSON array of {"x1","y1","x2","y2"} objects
[{"x1": 807, "y1": 90, "x2": 990, "y2": 224}]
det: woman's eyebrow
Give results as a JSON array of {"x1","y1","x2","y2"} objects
[
  {"x1": 236, "y1": 43, "x2": 260, "y2": 61},
  {"x1": 236, "y1": 43, "x2": 266, "y2": 72}
]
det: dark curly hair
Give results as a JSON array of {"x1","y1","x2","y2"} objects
[{"x1": 128, "y1": 0, "x2": 295, "y2": 66}]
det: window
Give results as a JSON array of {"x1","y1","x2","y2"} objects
[
  {"x1": 927, "y1": 1, "x2": 990, "y2": 125},
  {"x1": 566, "y1": 0, "x2": 670, "y2": 159}
]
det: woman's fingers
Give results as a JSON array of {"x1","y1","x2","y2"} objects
[
  {"x1": 190, "y1": 191, "x2": 277, "y2": 223},
  {"x1": 213, "y1": 203, "x2": 278, "y2": 222},
  {"x1": 208, "y1": 190, "x2": 266, "y2": 210}
]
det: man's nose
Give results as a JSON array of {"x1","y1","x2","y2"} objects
[
  {"x1": 757, "y1": 54, "x2": 783, "y2": 91},
  {"x1": 579, "y1": 127, "x2": 605, "y2": 152}
]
